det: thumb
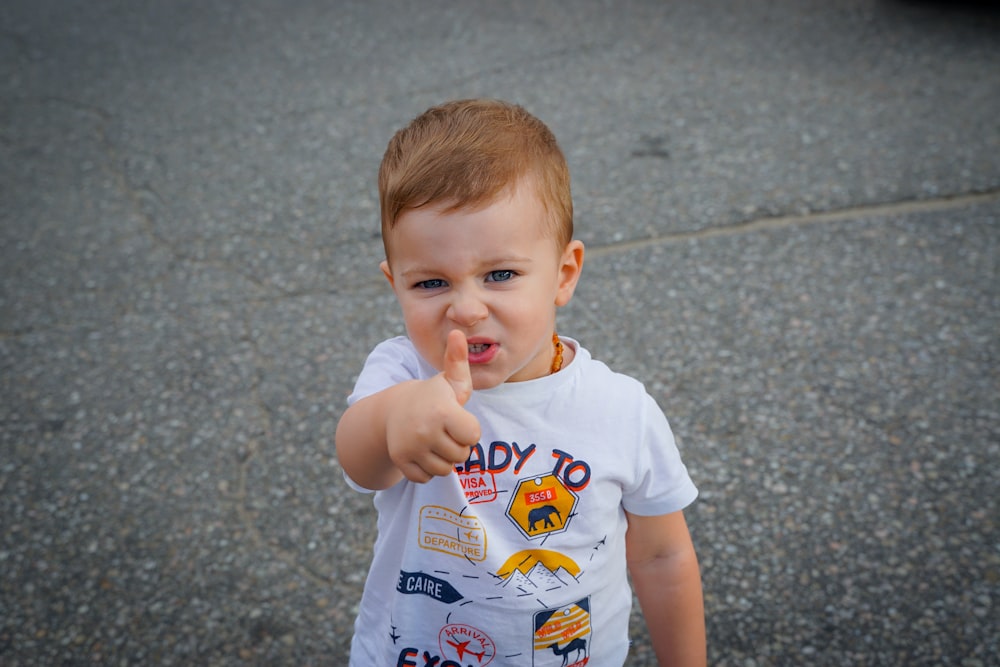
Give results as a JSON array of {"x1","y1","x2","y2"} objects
[{"x1": 443, "y1": 329, "x2": 474, "y2": 405}]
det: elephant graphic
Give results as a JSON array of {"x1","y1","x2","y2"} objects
[
  {"x1": 548, "y1": 637, "x2": 588, "y2": 666},
  {"x1": 527, "y1": 504, "x2": 562, "y2": 532}
]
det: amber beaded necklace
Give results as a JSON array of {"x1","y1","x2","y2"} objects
[{"x1": 550, "y1": 333, "x2": 564, "y2": 374}]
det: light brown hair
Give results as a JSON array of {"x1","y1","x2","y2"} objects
[{"x1": 378, "y1": 99, "x2": 573, "y2": 256}]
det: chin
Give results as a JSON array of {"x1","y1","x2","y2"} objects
[
  {"x1": 470, "y1": 368, "x2": 507, "y2": 391},
  {"x1": 471, "y1": 377, "x2": 505, "y2": 391}
]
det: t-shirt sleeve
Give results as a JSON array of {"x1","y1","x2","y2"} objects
[
  {"x1": 342, "y1": 337, "x2": 426, "y2": 492},
  {"x1": 347, "y1": 337, "x2": 427, "y2": 406},
  {"x1": 621, "y1": 393, "x2": 698, "y2": 516}
]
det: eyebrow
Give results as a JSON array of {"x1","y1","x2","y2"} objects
[{"x1": 398, "y1": 256, "x2": 534, "y2": 279}]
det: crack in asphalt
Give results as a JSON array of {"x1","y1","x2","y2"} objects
[{"x1": 585, "y1": 189, "x2": 1000, "y2": 258}]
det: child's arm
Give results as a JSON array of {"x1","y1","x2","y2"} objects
[
  {"x1": 335, "y1": 331, "x2": 481, "y2": 489},
  {"x1": 626, "y1": 510, "x2": 706, "y2": 667}
]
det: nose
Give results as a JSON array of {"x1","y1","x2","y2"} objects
[{"x1": 446, "y1": 287, "x2": 488, "y2": 327}]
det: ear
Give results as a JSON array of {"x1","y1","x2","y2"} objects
[
  {"x1": 379, "y1": 259, "x2": 395, "y2": 289},
  {"x1": 554, "y1": 240, "x2": 585, "y2": 307}
]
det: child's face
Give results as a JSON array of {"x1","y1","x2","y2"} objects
[{"x1": 381, "y1": 183, "x2": 583, "y2": 390}]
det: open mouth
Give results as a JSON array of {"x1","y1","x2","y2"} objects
[{"x1": 466, "y1": 341, "x2": 498, "y2": 364}]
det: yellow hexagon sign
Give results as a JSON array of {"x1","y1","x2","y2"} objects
[{"x1": 506, "y1": 473, "x2": 578, "y2": 540}]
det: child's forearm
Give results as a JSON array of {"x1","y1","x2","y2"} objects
[
  {"x1": 334, "y1": 383, "x2": 412, "y2": 490},
  {"x1": 630, "y1": 544, "x2": 706, "y2": 667}
]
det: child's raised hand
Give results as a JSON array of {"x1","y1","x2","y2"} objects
[{"x1": 386, "y1": 330, "x2": 481, "y2": 483}]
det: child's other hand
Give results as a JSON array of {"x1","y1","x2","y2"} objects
[{"x1": 386, "y1": 330, "x2": 481, "y2": 483}]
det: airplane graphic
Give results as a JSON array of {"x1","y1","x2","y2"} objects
[
  {"x1": 588, "y1": 536, "x2": 608, "y2": 562},
  {"x1": 447, "y1": 638, "x2": 485, "y2": 662},
  {"x1": 389, "y1": 625, "x2": 400, "y2": 644}
]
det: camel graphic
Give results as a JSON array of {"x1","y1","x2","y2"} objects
[
  {"x1": 548, "y1": 637, "x2": 587, "y2": 666},
  {"x1": 528, "y1": 504, "x2": 562, "y2": 531}
]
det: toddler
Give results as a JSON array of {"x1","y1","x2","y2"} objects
[{"x1": 336, "y1": 98, "x2": 705, "y2": 666}]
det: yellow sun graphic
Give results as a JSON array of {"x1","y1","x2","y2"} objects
[{"x1": 496, "y1": 549, "x2": 581, "y2": 579}]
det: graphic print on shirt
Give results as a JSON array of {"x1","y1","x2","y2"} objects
[
  {"x1": 418, "y1": 505, "x2": 487, "y2": 561},
  {"x1": 394, "y1": 621, "x2": 497, "y2": 667},
  {"x1": 506, "y1": 473, "x2": 578, "y2": 540},
  {"x1": 456, "y1": 440, "x2": 538, "y2": 504},
  {"x1": 457, "y1": 467, "x2": 497, "y2": 504},
  {"x1": 440, "y1": 623, "x2": 497, "y2": 666},
  {"x1": 415, "y1": 441, "x2": 596, "y2": 663},
  {"x1": 533, "y1": 597, "x2": 592, "y2": 666},
  {"x1": 397, "y1": 570, "x2": 465, "y2": 604},
  {"x1": 492, "y1": 549, "x2": 581, "y2": 598},
  {"x1": 458, "y1": 443, "x2": 591, "y2": 505}
]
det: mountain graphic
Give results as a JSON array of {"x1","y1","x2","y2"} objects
[
  {"x1": 500, "y1": 561, "x2": 578, "y2": 593},
  {"x1": 500, "y1": 568, "x2": 537, "y2": 594}
]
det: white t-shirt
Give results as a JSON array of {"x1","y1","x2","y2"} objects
[{"x1": 345, "y1": 336, "x2": 697, "y2": 667}]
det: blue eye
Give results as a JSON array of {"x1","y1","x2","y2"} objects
[
  {"x1": 415, "y1": 279, "x2": 446, "y2": 290},
  {"x1": 487, "y1": 270, "x2": 514, "y2": 283}
]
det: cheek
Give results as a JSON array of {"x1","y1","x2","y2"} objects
[
  {"x1": 505, "y1": 291, "x2": 554, "y2": 324},
  {"x1": 398, "y1": 300, "x2": 442, "y2": 340},
  {"x1": 400, "y1": 301, "x2": 429, "y2": 326}
]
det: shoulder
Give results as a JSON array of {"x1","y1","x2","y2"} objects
[
  {"x1": 572, "y1": 342, "x2": 650, "y2": 398},
  {"x1": 557, "y1": 342, "x2": 663, "y2": 423},
  {"x1": 348, "y1": 336, "x2": 435, "y2": 404},
  {"x1": 368, "y1": 336, "x2": 421, "y2": 364}
]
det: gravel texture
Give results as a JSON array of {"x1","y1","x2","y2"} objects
[{"x1": 1, "y1": 1, "x2": 997, "y2": 665}]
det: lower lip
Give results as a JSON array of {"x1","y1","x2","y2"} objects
[{"x1": 468, "y1": 344, "x2": 499, "y2": 365}]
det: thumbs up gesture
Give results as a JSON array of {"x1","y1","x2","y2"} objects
[
  {"x1": 385, "y1": 330, "x2": 482, "y2": 483},
  {"x1": 442, "y1": 329, "x2": 474, "y2": 406}
]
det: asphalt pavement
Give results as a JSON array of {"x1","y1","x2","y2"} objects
[{"x1": 1, "y1": 1, "x2": 998, "y2": 665}]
